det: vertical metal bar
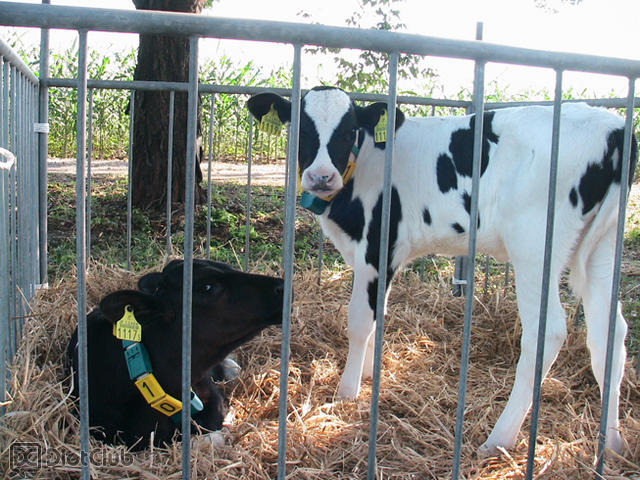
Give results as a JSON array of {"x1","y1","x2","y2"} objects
[
  {"x1": 0, "y1": 57, "x2": 3, "y2": 147},
  {"x1": 451, "y1": 56, "x2": 485, "y2": 480},
  {"x1": 8, "y1": 112, "x2": 17, "y2": 356},
  {"x1": 166, "y1": 90, "x2": 175, "y2": 258},
  {"x1": 2, "y1": 61, "x2": 8, "y2": 148},
  {"x1": 595, "y1": 77, "x2": 636, "y2": 476},
  {"x1": 75, "y1": 29, "x2": 90, "y2": 480},
  {"x1": 244, "y1": 115, "x2": 253, "y2": 272},
  {"x1": 505, "y1": 263, "x2": 511, "y2": 288},
  {"x1": 30, "y1": 80, "x2": 38, "y2": 294},
  {"x1": 86, "y1": 88, "x2": 93, "y2": 261},
  {"x1": 367, "y1": 51, "x2": 399, "y2": 480},
  {"x1": 316, "y1": 229, "x2": 324, "y2": 285},
  {"x1": 181, "y1": 34, "x2": 199, "y2": 479},
  {"x1": 483, "y1": 256, "x2": 491, "y2": 293},
  {"x1": 37, "y1": 0, "x2": 50, "y2": 285},
  {"x1": 0, "y1": 150, "x2": 15, "y2": 416},
  {"x1": 8, "y1": 65, "x2": 17, "y2": 335},
  {"x1": 126, "y1": 90, "x2": 134, "y2": 270},
  {"x1": 525, "y1": 69, "x2": 563, "y2": 480},
  {"x1": 277, "y1": 43, "x2": 302, "y2": 480},
  {"x1": 206, "y1": 93, "x2": 215, "y2": 260}
]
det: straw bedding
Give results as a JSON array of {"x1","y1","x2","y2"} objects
[{"x1": 1, "y1": 262, "x2": 639, "y2": 479}]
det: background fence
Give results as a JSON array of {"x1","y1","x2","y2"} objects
[{"x1": 0, "y1": 42, "x2": 43, "y2": 416}]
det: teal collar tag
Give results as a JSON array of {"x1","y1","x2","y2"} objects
[{"x1": 120, "y1": 339, "x2": 204, "y2": 423}]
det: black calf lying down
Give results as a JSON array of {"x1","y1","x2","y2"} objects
[{"x1": 67, "y1": 259, "x2": 284, "y2": 450}]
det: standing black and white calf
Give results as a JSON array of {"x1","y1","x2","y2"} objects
[{"x1": 248, "y1": 86, "x2": 636, "y2": 455}]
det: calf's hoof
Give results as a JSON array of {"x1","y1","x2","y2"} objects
[
  {"x1": 477, "y1": 441, "x2": 499, "y2": 458},
  {"x1": 192, "y1": 431, "x2": 226, "y2": 448},
  {"x1": 220, "y1": 357, "x2": 242, "y2": 381},
  {"x1": 605, "y1": 431, "x2": 625, "y2": 455},
  {"x1": 337, "y1": 380, "x2": 360, "y2": 400}
]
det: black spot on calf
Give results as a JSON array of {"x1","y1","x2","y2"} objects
[
  {"x1": 437, "y1": 154, "x2": 458, "y2": 193},
  {"x1": 452, "y1": 223, "x2": 465, "y2": 234},
  {"x1": 365, "y1": 187, "x2": 402, "y2": 314},
  {"x1": 328, "y1": 180, "x2": 365, "y2": 242},
  {"x1": 449, "y1": 111, "x2": 499, "y2": 178},
  {"x1": 461, "y1": 191, "x2": 481, "y2": 229},
  {"x1": 569, "y1": 187, "x2": 578, "y2": 208},
  {"x1": 578, "y1": 128, "x2": 637, "y2": 215},
  {"x1": 423, "y1": 207, "x2": 432, "y2": 225}
]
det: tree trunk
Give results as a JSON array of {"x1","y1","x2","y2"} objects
[{"x1": 131, "y1": 0, "x2": 206, "y2": 211}]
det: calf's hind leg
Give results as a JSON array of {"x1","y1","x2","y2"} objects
[
  {"x1": 479, "y1": 256, "x2": 568, "y2": 456},
  {"x1": 570, "y1": 233, "x2": 627, "y2": 453}
]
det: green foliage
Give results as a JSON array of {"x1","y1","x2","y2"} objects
[
  {"x1": 302, "y1": 0, "x2": 437, "y2": 95},
  {"x1": 200, "y1": 56, "x2": 290, "y2": 163}
]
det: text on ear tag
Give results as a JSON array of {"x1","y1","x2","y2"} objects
[
  {"x1": 374, "y1": 110, "x2": 388, "y2": 143},
  {"x1": 114, "y1": 304, "x2": 142, "y2": 342},
  {"x1": 259, "y1": 104, "x2": 283, "y2": 136}
]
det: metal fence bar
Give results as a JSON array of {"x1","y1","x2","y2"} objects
[
  {"x1": 0, "y1": 37, "x2": 38, "y2": 84},
  {"x1": 180, "y1": 34, "x2": 200, "y2": 479},
  {"x1": 2, "y1": 61, "x2": 8, "y2": 148},
  {"x1": 39, "y1": 75, "x2": 640, "y2": 112},
  {"x1": 37, "y1": 0, "x2": 49, "y2": 287},
  {"x1": 452, "y1": 56, "x2": 486, "y2": 480},
  {"x1": 29, "y1": 77, "x2": 38, "y2": 292},
  {"x1": 86, "y1": 88, "x2": 93, "y2": 261},
  {"x1": 6, "y1": 3, "x2": 640, "y2": 77},
  {"x1": 368, "y1": 51, "x2": 400, "y2": 480},
  {"x1": 0, "y1": 57, "x2": 4, "y2": 148},
  {"x1": 126, "y1": 90, "x2": 134, "y2": 270},
  {"x1": 165, "y1": 90, "x2": 175, "y2": 259},
  {"x1": 525, "y1": 68, "x2": 564, "y2": 480},
  {"x1": 0, "y1": 148, "x2": 15, "y2": 417},
  {"x1": 595, "y1": 77, "x2": 636, "y2": 476},
  {"x1": 277, "y1": 43, "x2": 302, "y2": 480},
  {"x1": 243, "y1": 115, "x2": 253, "y2": 272},
  {"x1": 206, "y1": 93, "x2": 215, "y2": 260},
  {"x1": 75, "y1": 28, "x2": 90, "y2": 480},
  {"x1": 8, "y1": 66, "x2": 17, "y2": 352}
]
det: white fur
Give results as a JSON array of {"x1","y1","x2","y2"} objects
[
  {"x1": 307, "y1": 93, "x2": 629, "y2": 455},
  {"x1": 300, "y1": 89, "x2": 353, "y2": 194}
]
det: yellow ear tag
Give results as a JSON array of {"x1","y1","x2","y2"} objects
[
  {"x1": 374, "y1": 110, "x2": 388, "y2": 143},
  {"x1": 297, "y1": 168, "x2": 303, "y2": 195},
  {"x1": 113, "y1": 305, "x2": 142, "y2": 342},
  {"x1": 259, "y1": 104, "x2": 283, "y2": 136}
]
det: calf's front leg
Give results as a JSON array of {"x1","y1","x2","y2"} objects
[{"x1": 337, "y1": 265, "x2": 377, "y2": 399}]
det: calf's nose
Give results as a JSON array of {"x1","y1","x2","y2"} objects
[{"x1": 306, "y1": 171, "x2": 336, "y2": 191}]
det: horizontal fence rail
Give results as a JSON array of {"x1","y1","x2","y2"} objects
[
  {"x1": 0, "y1": 4, "x2": 639, "y2": 480},
  {"x1": 3, "y1": 2, "x2": 640, "y2": 77}
]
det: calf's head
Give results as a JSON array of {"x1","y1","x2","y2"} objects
[
  {"x1": 247, "y1": 86, "x2": 405, "y2": 199},
  {"x1": 99, "y1": 259, "x2": 284, "y2": 369}
]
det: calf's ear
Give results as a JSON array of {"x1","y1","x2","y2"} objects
[
  {"x1": 138, "y1": 272, "x2": 164, "y2": 294},
  {"x1": 99, "y1": 290, "x2": 172, "y2": 325},
  {"x1": 247, "y1": 93, "x2": 291, "y2": 124},
  {"x1": 355, "y1": 102, "x2": 405, "y2": 147}
]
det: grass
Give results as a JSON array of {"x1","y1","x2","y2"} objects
[{"x1": 47, "y1": 176, "x2": 343, "y2": 279}]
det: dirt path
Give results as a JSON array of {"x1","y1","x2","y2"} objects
[{"x1": 48, "y1": 158, "x2": 286, "y2": 186}]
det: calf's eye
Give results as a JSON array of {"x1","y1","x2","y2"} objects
[{"x1": 201, "y1": 284, "x2": 218, "y2": 294}]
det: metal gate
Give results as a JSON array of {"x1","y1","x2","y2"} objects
[{"x1": 0, "y1": 2, "x2": 638, "y2": 479}]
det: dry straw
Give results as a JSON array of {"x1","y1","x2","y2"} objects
[{"x1": 1, "y1": 262, "x2": 639, "y2": 479}]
